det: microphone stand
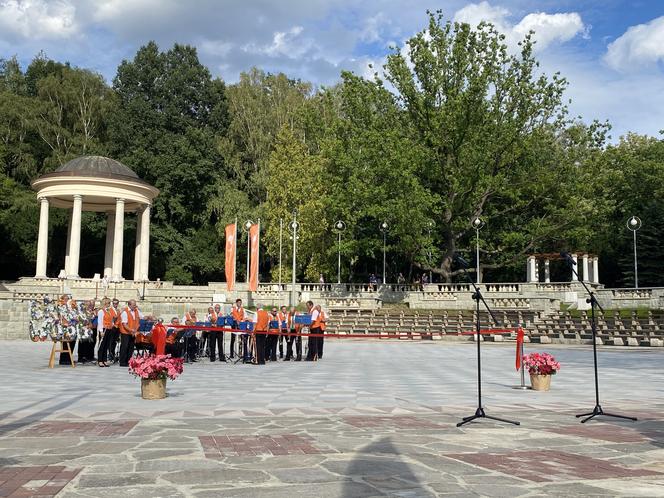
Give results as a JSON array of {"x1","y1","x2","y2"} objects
[
  {"x1": 456, "y1": 258, "x2": 520, "y2": 428},
  {"x1": 563, "y1": 256, "x2": 637, "y2": 423}
]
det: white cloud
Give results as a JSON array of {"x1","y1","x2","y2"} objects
[
  {"x1": 604, "y1": 15, "x2": 664, "y2": 71},
  {"x1": 244, "y1": 26, "x2": 313, "y2": 58},
  {"x1": 360, "y1": 12, "x2": 390, "y2": 43},
  {"x1": 453, "y1": 1, "x2": 587, "y2": 52},
  {"x1": 0, "y1": 0, "x2": 78, "y2": 39}
]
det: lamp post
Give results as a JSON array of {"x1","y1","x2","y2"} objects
[
  {"x1": 427, "y1": 220, "x2": 434, "y2": 283},
  {"x1": 288, "y1": 210, "x2": 299, "y2": 307},
  {"x1": 627, "y1": 216, "x2": 642, "y2": 288},
  {"x1": 244, "y1": 220, "x2": 253, "y2": 283},
  {"x1": 335, "y1": 220, "x2": 346, "y2": 284},
  {"x1": 279, "y1": 218, "x2": 283, "y2": 288},
  {"x1": 472, "y1": 217, "x2": 485, "y2": 284},
  {"x1": 379, "y1": 221, "x2": 388, "y2": 284}
]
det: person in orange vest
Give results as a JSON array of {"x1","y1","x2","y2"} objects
[
  {"x1": 317, "y1": 304, "x2": 327, "y2": 359},
  {"x1": 165, "y1": 317, "x2": 182, "y2": 358},
  {"x1": 252, "y1": 304, "x2": 269, "y2": 365},
  {"x1": 230, "y1": 299, "x2": 245, "y2": 359},
  {"x1": 277, "y1": 305, "x2": 289, "y2": 359},
  {"x1": 285, "y1": 306, "x2": 301, "y2": 361},
  {"x1": 305, "y1": 300, "x2": 322, "y2": 361},
  {"x1": 182, "y1": 308, "x2": 199, "y2": 362},
  {"x1": 267, "y1": 307, "x2": 280, "y2": 361},
  {"x1": 96, "y1": 297, "x2": 118, "y2": 367},
  {"x1": 213, "y1": 303, "x2": 226, "y2": 361},
  {"x1": 119, "y1": 299, "x2": 143, "y2": 366},
  {"x1": 207, "y1": 304, "x2": 225, "y2": 362},
  {"x1": 107, "y1": 298, "x2": 122, "y2": 362}
]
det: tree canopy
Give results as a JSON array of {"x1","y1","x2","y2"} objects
[{"x1": 0, "y1": 12, "x2": 662, "y2": 287}]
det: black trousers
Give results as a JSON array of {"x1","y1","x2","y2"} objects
[
  {"x1": 267, "y1": 332, "x2": 278, "y2": 361},
  {"x1": 285, "y1": 332, "x2": 301, "y2": 360},
  {"x1": 119, "y1": 333, "x2": 134, "y2": 366},
  {"x1": 209, "y1": 331, "x2": 225, "y2": 361},
  {"x1": 165, "y1": 342, "x2": 182, "y2": 358},
  {"x1": 255, "y1": 333, "x2": 266, "y2": 364},
  {"x1": 98, "y1": 328, "x2": 112, "y2": 362},
  {"x1": 78, "y1": 330, "x2": 97, "y2": 362},
  {"x1": 278, "y1": 333, "x2": 285, "y2": 357},
  {"x1": 306, "y1": 327, "x2": 322, "y2": 360},
  {"x1": 59, "y1": 340, "x2": 76, "y2": 365},
  {"x1": 319, "y1": 329, "x2": 325, "y2": 359},
  {"x1": 108, "y1": 327, "x2": 120, "y2": 361}
]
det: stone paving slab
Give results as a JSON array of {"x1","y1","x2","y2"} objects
[{"x1": 0, "y1": 341, "x2": 663, "y2": 496}]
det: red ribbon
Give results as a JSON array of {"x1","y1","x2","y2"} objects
[{"x1": 516, "y1": 327, "x2": 524, "y2": 371}]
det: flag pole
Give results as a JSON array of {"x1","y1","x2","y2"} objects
[{"x1": 257, "y1": 218, "x2": 261, "y2": 286}]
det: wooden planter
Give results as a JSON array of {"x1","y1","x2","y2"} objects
[
  {"x1": 141, "y1": 378, "x2": 167, "y2": 399},
  {"x1": 530, "y1": 374, "x2": 552, "y2": 391}
]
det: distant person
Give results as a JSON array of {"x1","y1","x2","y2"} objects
[
  {"x1": 397, "y1": 273, "x2": 405, "y2": 285},
  {"x1": 319, "y1": 273, "x2": 325, "y2": 284},
  {"x1": 369, "y1": 273, "x2": 378, "y2": 291}
]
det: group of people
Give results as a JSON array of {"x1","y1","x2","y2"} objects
[{"x1": 56, "y1": 296, "x2": 329, "y2": 367}]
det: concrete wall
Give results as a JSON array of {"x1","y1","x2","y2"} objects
[{"x1": 1, "y1": 277, "x2": 663, "y2": 340}]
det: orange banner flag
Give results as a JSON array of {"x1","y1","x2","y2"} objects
[
  {"x1": 225, "y1": 223, "x2": 236, "y2": 291},
  {"x1": 249, "y1": 223, "x2": 260, "y2": 292}
]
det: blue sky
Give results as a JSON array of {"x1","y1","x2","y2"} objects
[{"x1": 1, "y1": 0, "x2": 663, "y2": 140}]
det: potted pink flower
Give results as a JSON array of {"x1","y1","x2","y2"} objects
[
  {"x1": 128, "y1": 355, "x2": 184, "y2": 399},
  {"x1": 522, "y1": 352, "x2": 561, "y2": 391}
]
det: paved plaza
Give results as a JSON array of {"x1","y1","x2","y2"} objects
[{"x1": 1, "y1": 340, "x2": 663, "y2": 497}]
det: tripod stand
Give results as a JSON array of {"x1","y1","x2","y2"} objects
[
  {"x1": 456, "y1": 256, "x2": 520, "y2": 428},
  {"x1": 562, "y1": 253, "x2": 637, "y2": 424}
]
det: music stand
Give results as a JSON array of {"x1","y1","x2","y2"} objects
[
  {"x1": 561, "y1": 253, "x2": 637, "y2": 424},
  {"x1": 455, "y1": 255, "x2": 520, "y2": 428}
]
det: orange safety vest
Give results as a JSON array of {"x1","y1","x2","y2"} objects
[
  {"x1": 312, "y1": 310, "x2": 323, "y2": 329},
  {"x1": 120, "y1": 307, "x2": 140, "y2": 335},
  {"x1": 320, "y1": 310, "x2": 327, "y2": 331},
  {"x1": 277, "y1": 311, "x2": 289, "y2": 328},
  {"x1": 255, "y1": 309, "x2": 269, "y2": 332},
  {"x1": 268, "y1": 314, "x2": 280, "y2": 331},
  {"x1": 232, "y1": 306, "x2": 245, "y2": 322},
  {"x1": 102, "y1": 307, "x2": 118, "y2": 329}
]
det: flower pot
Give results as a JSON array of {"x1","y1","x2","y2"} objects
[
  {"x1": 530, "y1": 374, "x2": 552, "y2": 391},
  {"x1": 141, "y1": 378, "x2": 167, "y2": 400}
]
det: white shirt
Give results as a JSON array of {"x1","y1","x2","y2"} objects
[
  {"x1": 97, "y1": 309, "x2": 105, "y2": 333},
  {"x1": 310, "y1": 309, "x2": 320, "y2": 322}
]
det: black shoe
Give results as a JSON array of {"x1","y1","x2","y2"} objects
[
  {"x1": 210, "y1": 359, "x2": 216, "y2": 362},
  {"x1": 295, "y1": 357, "x2": 302, "y2": 362},
  {"x1": 220, "y1": 357, "x2": 226, "y2": 362}
]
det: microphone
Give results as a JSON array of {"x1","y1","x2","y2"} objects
[
  {"x1": 560, "y1": 252, "x2": 576, "y2": 266},
  {"x1": 454, "y1": 253, "x2": 470, "y2": 268}
]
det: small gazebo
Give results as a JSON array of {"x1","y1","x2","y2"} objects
[{"x1": 31, "y1": 156, "x2": 159, "y2": 281}]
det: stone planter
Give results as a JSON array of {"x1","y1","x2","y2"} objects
[
  {"x1": 141, "y1": 378, "x2": 167, "y2": 399},
  {"x1": 530, "y1": 374, "x2": 552, "y2": 391}
]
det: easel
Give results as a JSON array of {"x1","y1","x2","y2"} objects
[{"x1": 48, "y1": 340, "x2": 76, "y2": 368}]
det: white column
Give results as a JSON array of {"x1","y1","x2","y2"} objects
[
  {"x1": 35, "y1": 197, "x2": 50, "y2": 278},
  {"x1": 571, "y1": 253, "x2": 578, "y2": 281},
  {"x1": 581, "y1": 254, "x2": 589, "y2": 282},
  {"x1": 133, "y1": 207, "x2": 143, "y2": 281},
  {"x1": 64, "y1": 209, "x2": 72, "y2": 275},
  {"x1": 544, "y1": 259, "x2": 551, "y2": 283},
  {"x1": 527, "y1": 256, "x2": 537, "y2": 283},
  {"x1": 592, "y1": 257, "x2": 600, "y2": 284},
  {"x1": 139, "y1": 204, "x2": 151, "y2": 280},
  {"x1": 67, "y1": 194, "x2": 83, "y2": 278},
  {"x1": 103, "y1": 212, "x2": 115, "y2": 277},
  {"x1": 112, "y1": 198, "x2": 125, "y2": 281}
]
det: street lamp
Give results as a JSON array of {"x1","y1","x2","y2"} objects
[
  {"x1": 379, "y1": 221, "x2": 388, "y2": 284},
  {"x1": 627, "y1": 216, "x2": 642, "y2": 288},
  {"x1": 288, "y1": 210, "x2": 299, "y2": 306},
  {"x1": 335, "y1": 220, "x2": 346, "y2": 284},
  {"x1": 427, "y1": 220, "x2": 435, "y2": 283},
  {"x1": 472, "y1": 217, "x2": 485, "y2": 284},
  {"x1": 244, "y1": 220, "x2": 253, "y2": 283},
  {"x1": 279, "y1": 218, "x2": 283, "y2": 288}
]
